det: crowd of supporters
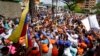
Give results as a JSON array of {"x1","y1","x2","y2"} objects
[{"x1": 0, "y1": 9, "x2": 100, "y2": 56}]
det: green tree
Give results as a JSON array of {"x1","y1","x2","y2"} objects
[
  {"x1": 40, "y1": 2, "x2": 44, "y2": 5},
  {"x1": 64, "y1": 4, "x2": 68, "y2": 9},
  {"x1": 93, "y1": 2, "x2": 100, "y2": 14},
  {"x1": 74, "y1": 5, "x2": 82, "y2": 13},
  {"x1": 94, "y1": 2, "x2": 100, "y2": 9},
  {"x1": 62, "y1": 0, "x2": 84, "y2": 11}
]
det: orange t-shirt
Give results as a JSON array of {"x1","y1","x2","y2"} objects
[
  {"x1": 28, "y1": 51, "x2": 41, "y2": 56},
  {"x1": 88, "y1": 36, "x2": 94, "y2": 41},
  {"x1": 50, "y1": 39, "x2": 56, "y2": 44},
  {"x1": 58, "y1": 28, "x2": 63, "y2": 33},
  {"x1": 78, "y1": 42, "x2": 87, "y2": 48},
  {"x1": 81, "y1": 42, "x2": 87, "y2": 48},
  {"x1": 28, "y1": 47, "x2": 40, "y2": 56},
  {"x1": 77, "y1": 47, "x2": 84, "y2": 55},
  {"x1": 42, "y1": 44, "x2": 49, "y2": 53}
]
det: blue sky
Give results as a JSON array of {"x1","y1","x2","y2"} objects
[
  {"x1": 40, "y1": 0, "x2": 65, "y2": 6},
  {"x1": 40, "y1": 0, "x2": 52, "y2": 4},
  {"x1": 40, "y1": 0, "x2": 99, "y2": 5}
]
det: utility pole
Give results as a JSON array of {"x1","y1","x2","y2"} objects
[
  {"x1": 56, "y1": 0, "x2": 58, "y2": 17},
  {"x1": 29, "y1": 0, "x2": 36, "y2": 19},
  {"x1": 52, "y1": 0, "x2": 54, "y2": 19}
]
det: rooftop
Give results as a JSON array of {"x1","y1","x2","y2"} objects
[{"x1": 0, "y1": 1, "x2": 21, "y2": 18}]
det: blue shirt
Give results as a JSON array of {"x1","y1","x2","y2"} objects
[{"x1": 41, "y1": 39, "x2": 49, "y2": 44}]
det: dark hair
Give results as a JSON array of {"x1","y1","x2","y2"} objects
[
  {"x1": 32, "y1": 47, "x2": 37, "y2": 50},
  {"x1": 94, "y1": 45, "x2": 100, "y2": 56},
  {"x1": 1, "y1": 47, "x2": 9, "y2": 55},
  {"x1": 1, "y1": 47, "x2": 9, "y2": 52}
]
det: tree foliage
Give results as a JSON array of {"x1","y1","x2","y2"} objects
[
  {"x1": 96, "y1": 2, "x2": 100, "y2": 9},
  {"x1": 62, "y1": 0, "x2": 84, "y2": 11},
  {"x1": 93, "y1": 2, "x2": 100, "y2": 14},
  {"x1": 74, "y1": 5, "x2": 82, "y2": 13},
  {"x1": 62, "y1": 0, "x2": 76, "y2": 11},
  {"x1": 64, "y1": 5, "x2": 68, "y2": 9},
  {"x1": 93, "y1": 2, "x2": 100, "y2": 9}
]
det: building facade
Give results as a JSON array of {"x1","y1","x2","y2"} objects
[
  {"x1": 0, "y1": 1, "x2": 21, "y2": 18},
  {"x1": 78, "y1": 0, "x2": 96, "y2": 10}
]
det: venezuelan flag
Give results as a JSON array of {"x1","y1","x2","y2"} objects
[
  {"x1": 26, "y1": 27, "x2": 32, "y2": 47},
  {"x1": 19, "y1": 15, "x2": 32, "y2": 48},
  {"x1": 20, "y1": 15, "x2": 29, "y2": 47},
  {"x1": 17, "y1": 14, "x2": 32, "y2": 48},
  {"x1": 8, "y1": 2, "x2": 29, "y2": 43}
]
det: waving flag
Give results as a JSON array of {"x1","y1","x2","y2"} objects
[
  {"x1": 26, "y1": 27, "x2": 32, "y2": 47},
  {"x1": 21, "y1": 14, "x2": 32, "y2": 47},
  {"x1": 8, "y1": 2, "x2": 29, "y2": 43}
]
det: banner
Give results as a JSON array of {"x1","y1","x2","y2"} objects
[
  {"x1": 81, "y1": 14, "x2": 100, "y2": 31},
  {"x1": 81, "y1": 17, "x2": 90, "y2": 31},
  {"x1": 88, "y1": 15, "x2": 100, "y2": 29},
  {"x1": 8, "y1": 2, "x2": 29, "y2": 43}
]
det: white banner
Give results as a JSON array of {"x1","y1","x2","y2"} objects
[
  {"x1": 88, "y1": 15, "x2": 100, "y2": 29},
  {"x1": 81, "y1": 17, "x2": 90, "y2": 31},
  {"x1": 81, "y1": 14, "x2": 100, "y2": 31}
]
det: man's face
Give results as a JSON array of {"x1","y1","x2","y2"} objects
[{"x1": 4, "y1": 29, "x2": 9, "y2": 35}]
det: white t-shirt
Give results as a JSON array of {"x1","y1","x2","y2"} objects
[
  {"x1": 33, "y1": 41, "x2": 39, "y2": 51},
  {"x1": 70, "y1": 46, "x2": 77, "y2": 56},
  {"x1": 0, "y1": 29, "x2": 13, "y2": 39},
  {"x1": 66, "y1": 33, "x2": 78, "y2": 46},
  {"x1": 56, "y1": 36, "x2": 59, "y2": 40},
  {"x1": 63, "y1": 48, "x2": 72, "y2": 56}
]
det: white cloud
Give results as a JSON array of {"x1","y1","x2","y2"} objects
[
  {"x1": 40, "y1": 0, "x2": 52, "y2": 4},
  {"x1": 40, "y1": 0, "x2": 65, "y2": 6}
]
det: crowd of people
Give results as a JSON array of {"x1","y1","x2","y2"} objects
[{"x1": 0, "y1": 8, "x2": 100, "y2": 56}]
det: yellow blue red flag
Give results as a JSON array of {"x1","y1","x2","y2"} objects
[{"x1": 8, "y1": 2, "x2": 29, "y2": 43}]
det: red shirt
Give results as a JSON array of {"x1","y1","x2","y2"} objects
[
  {"x1": 52, "y1": 47, "x2": 58, "y2": 56},
  {"x1": 0, "y1": 27, "x2": 5, "y2": 34}
]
